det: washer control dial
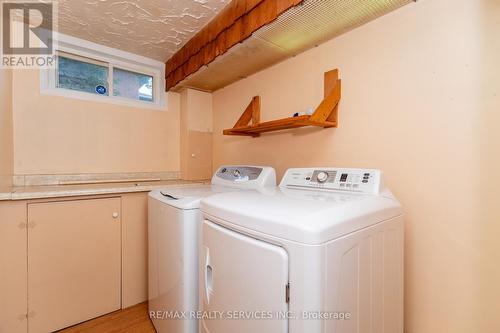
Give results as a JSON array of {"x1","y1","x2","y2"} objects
[{"x1": 316, "y1": 171, "x2": 329, "y2": 183}]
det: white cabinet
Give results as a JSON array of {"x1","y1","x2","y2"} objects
[
  {"x1": 27, "y1": 198, "x2": 122, "y2": 332},
  {"x1": 0, "y1": 202, "x2": 28, "y2": 333},
  {"x1": 180, "y1": 88, "x2": 213, "y2": 180},
  {"x1": 0, "y1": 193, "x2": 149, "y2": 333},
  {"x1": 121, "y1": 192, "x2": 149, "y2": 308}
]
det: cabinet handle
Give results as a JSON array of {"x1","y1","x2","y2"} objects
[{"x1": 112, "y1": 212, "x2": 119, "y2": 219}]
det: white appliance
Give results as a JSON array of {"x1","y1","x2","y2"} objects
[
  {"x1": 148, "y1": 166, "x2": 276, "y2": 333},
  {"x1": 200, "y1": 167, "x2": 404, "y2": 333}
]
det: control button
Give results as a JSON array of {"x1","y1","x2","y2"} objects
[
  {"x1": 364, "y1": 173, "x2": 370, "y2": 176},
  {"x1": 340, "y1": 173, "x2": 348, "y2": 182},
  {"x1": 221, "y1": 168, "x2": 227, "y2": 173},
  {"x1": 353, "y1": 184, "x2": 359, "y2": 189},
  {"x1": 340, "y1": 183, "x2": 345, "y2": 187},
  {"x1": 317, "y1": 171, "x2": 329, "y2": 183},
  {"x1": 346, "y1": 184, "x2": 352, "y2": 188},
  {"x1": 232, "y1": 169, "x2": 241, "y2": 178},
  {"x1": 305, "y1": 177, "x2": 311, "y2": 180},
  {"x1": 362, "y1": 180, "x2": 368, "y2": 183}
]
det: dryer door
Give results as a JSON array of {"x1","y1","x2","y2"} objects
[{"x1": 201, "y1": 220, "x2": 289, "y2": 333}]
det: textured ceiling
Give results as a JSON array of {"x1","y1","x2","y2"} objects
[{"x1": 57, "y1": 0, "x2": 230, "y2": 61}]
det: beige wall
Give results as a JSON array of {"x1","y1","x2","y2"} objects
[
  {"x1": 213, "y1": 0, "x2": 500, "y2": 332},
  {"x1": 12, "y1": 70, "x2": 180, "y2": 175},
  {"x1": 0, "y1": 69, "x2": 13, "y2": 186}
]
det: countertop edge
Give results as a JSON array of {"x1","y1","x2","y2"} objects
[{"x1": 0, "y1": 180, "x2": 209, "y2": 201}]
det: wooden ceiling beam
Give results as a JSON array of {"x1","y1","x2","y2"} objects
[{"x1": 165, "y1": 0, "x2": 304, "y2": 91}]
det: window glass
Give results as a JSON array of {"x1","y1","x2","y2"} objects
[
  {"x1": 57, "y1": 55, "x2": 109, "y2": 95},
  {"x1": 113, "y1": 67, "x2": 153, "y2": 102}
]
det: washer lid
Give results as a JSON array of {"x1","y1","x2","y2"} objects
[
  {"x1": 200, "y1": 188, "x2": 402, "y2": 245},
  {"x1": 149, "y1": 185, "x2": 238, "y2": 210}
]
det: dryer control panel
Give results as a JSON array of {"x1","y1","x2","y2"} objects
[{"x1": 280, "y1": 168, "x2": 382, "y2": 194}]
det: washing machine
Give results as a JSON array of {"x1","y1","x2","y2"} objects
[
  {"x1": 148, "y1": 165, "x2": 276, "y2": 333},
  {"x1": 199, "y1": 167, "x2": 404, "y2": 333}
]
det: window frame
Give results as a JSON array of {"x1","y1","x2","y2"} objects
[
  {"x1": 56, "y1": 51, "x2": 111, "y2": 96},
  {"x1": 111, "y1": 65, "x2": 155, "y2": 103},
  {"x1": 40, "y1": 33, "x2": 165, "y2": 111}
]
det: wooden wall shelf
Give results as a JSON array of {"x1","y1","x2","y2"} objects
[{"x1": 223, "y1": 69, "x2": 341, "y2": 137}]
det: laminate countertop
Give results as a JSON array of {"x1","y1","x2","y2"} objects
[{"x1": 0, "y1": 179, "x2": 209, "y2": 201}]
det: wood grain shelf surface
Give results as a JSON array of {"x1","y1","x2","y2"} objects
[
  {"x1": 223, "y1": 69, "x2": 341, "y2": 137},
  {"x1": 224, "y1": 115, "x2": 337, "y2": 137}
]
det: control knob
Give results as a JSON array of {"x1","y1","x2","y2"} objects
[{"x1": 316, "y1": 171, "x2": 329, "y2": 183}]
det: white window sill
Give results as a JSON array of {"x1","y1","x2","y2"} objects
[{"x1": 40, "y1": 86, "x2": 166, "y2": 111}]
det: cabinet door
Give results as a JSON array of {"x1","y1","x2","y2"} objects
[
  {"x1": 27, "y1": 198, "x2": 121, "y2": 333},
  {"x1": 0, "y1": 202, "x2": 28, "y2": 333},
  {"x1": 122, "y1": 193, "x2": 148, "y2": 308}
]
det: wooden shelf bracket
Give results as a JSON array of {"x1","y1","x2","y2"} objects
[
  {"x1": 223, "y1": 96, "x2": 261, "y2": 137},
  {"x1": 223, "y1": 69, "x2": 341, "y2": 137}
]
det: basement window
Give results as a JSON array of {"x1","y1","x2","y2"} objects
[
  {"x1": 113, "y1": 67, "x2": 153, "y2": 102},
  {"x1": 40, "y1": 34, "x2": 165, "y2": 110},
  {"x1": 57, "y1": 53, "x2": 110, "y2": 96}
]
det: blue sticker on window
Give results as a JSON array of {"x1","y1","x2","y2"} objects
[{"x1": 95, "y1": 85, "x2": 107, "y2": 95}]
